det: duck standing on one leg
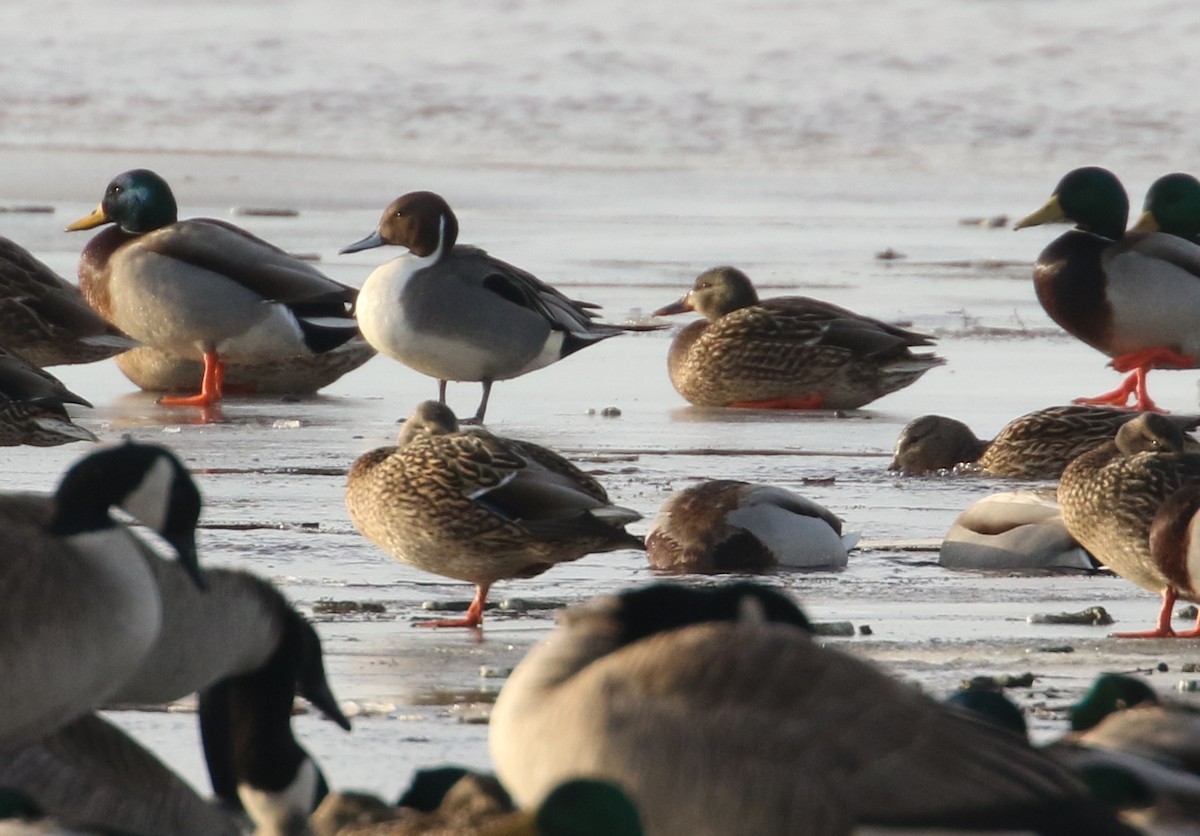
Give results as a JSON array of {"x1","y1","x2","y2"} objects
[
  {"x1": 652, "y1": 266, "x2": 943, "y2": 410},
  {"x1": 346, "y1": 400, "x2": 644, "y2": 628},
  {"x1": 340, "y1": 191, "x2": 641, "y2": 424},
  {"x1": 66, "y1": 169, "x2": 360, "y2": 412},
  {"x1": 1015, "y1": 166, "x2": 1200, "y2": 412}
]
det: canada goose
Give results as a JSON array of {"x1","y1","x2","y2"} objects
[
  {"x1": 0, "y1": 441, "x2": 202, "y2": 749},
  {"x1": 490, "y1": 582, "x2": 1137, "y2": 835},
  {"x1": 0, "y1": 713, "x2": 242, "y2": 835}
]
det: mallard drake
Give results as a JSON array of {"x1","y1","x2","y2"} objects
[
  {"x1": 1131, "y1": 172, "x2": 1200, "y2": 243},
  {"x1": 113, "y1": 339, "x2": 376, "y2": 396},
  {"x1": 0, "y1": 714, "x2": 243, "y2": 836},
  {"x1": 489, "y1": 582, "x2": 1137, "y2": 835},
  {"x1": 0, "y1": 442, "x2": 202, "y2": 749},
  {"x1": 939, "y1": 489, "x2": 1097, "y2": 571},
  {"x1": 341, "y1": 191, "x2": 636, "y2": 423},
  {"x1": 652, "y1": 266, "x2": 943, "y2": 409},
  {"x1": 0, "y1": 236, "x2": 136, "y2": 368},
  {"x1": 1058, "y1": 413, "x2": 1200, "y2": 637},
  {"x1": 0, "y1": 348, "x2": 97, "y2": 447},
  {"x1": 644, "y1": 480, "x2": 857, "y2": 573},
  {"x1": 345, "y1": 400, "x2": 644, "y2": 628},
  {"x1": 66, "y1": 169, "x2": 359, "y2": 409},
  {"x1": 1015, "y1": 166, "x2": 1200, "y2": 412},
  {"x1": 890, "y1": 405, "x2": 1200, "y2": 478}
]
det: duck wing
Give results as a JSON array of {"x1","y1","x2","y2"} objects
[
  {"x1": 453, "y1": 246, "x2": 616, "y2": 337},
  {"x1": 136, "y1": 220, "x2": 356, "y2": 310},
  {"x1": 0, "y1": 350, "x2": 90, "y2": 408}
]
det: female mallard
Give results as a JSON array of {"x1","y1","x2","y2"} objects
[
  {"x1": 489, "y1": 582, "x2": 1137, "y2": 835},
  {"x1": 645, "y1": 480, "x2": 856, "y2": 573},
  {"x1": 653, "y1": 267, "x2": 943, "y2": 409},
  {"x1": 345, "y1": 400, "x2": 644, "y2": 628},
  {"x1": 341, "y1": 191, "x2": 635, "y2": 424},
  {"x1": 1015, "y1": 166, "x2": 1200, "y2": 412},
  {"x1": 1131, "y1": 172, "x2": 1200, "y2": 243},
  {"x1": 890, "y1": 405, "x2": 1200, "y2": 478},
  {"x1": 0, "y1": 348, "x2": 97, "y2": 447},
  {"x1": 0, "y1": 236, "x2": 136, "y2": 367},
  {"x1": 1058, "y1": 413, "x2": 1200, "y2": 637},
  {"x1": 66, "y1": 169, "x2": 359, "y2": 409}
]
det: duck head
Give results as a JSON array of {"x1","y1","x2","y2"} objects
[
  {"x1": 654, "y1": 266, "x2": 759, "y2": 320},
  {"x1": 397, "y1": 400, "x2": 461, "y2": 446},
  {"x1": 340, "y1": 190, "x2": 459, "y2": 258},
  {"x1": 1014, "y1": 166, "x2": 1129, "y2": 240},
  {"x1": 1131, "y1": 172, "x2": 1200, "y2": 239},
  {"x1": 1114, "y1": 412, "x2": 1187, "y2": 456},
  {"x1": 66, "y1": 169, "x2": 179, "y2": 235}
]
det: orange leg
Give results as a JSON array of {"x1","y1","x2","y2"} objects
[
  {"x1": 1109, "y1": 348, "x2": 1195, "y2": 373},
  {"x1": 1076, "y1": 349, "x2": 1197, "y2": 414},
  {"x1": 729, "y1": 394, "x2": 826, "y2": 410},
  {"x1": 418, "y1": 583, "x2": 489, "y2": 629},
  {"x1": 160, "y1": 350, "x2": 226, "y2": 407},
  {"x1": 1073, "y1": 371, "x2": 1140, "y2": 410},
  {"x1": 1111, "y1": 588, "x2": 1200, "y2": 639}
]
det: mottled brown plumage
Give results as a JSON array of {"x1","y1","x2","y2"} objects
[
  {"x1": 345, "y1": 401, "x2": 643, "y2": 627},
  {"x1": 654, "y1": 267, "x2": 943, "y2": 409},
  {"x1": 1058, "y1": 413, "x2": 1200, "y2": 636},
  {"x1": 891, "y1": 405, "x2": 1200, "y2": 478},
  {"x1": 0, "y1": 236, "x2": 136, "y2": 367},
  {"x1": 0, "y1": 347, "x2": 96, "y2": 447}
]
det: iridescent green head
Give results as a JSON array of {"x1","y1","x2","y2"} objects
[
  {"x1": 1133, "y1": 172, "x2": 1200, "y2": 241},
  {"x1": 67, "y1": 168, "x2": 179, "y2": 235},
  {"x1": 1014, "y1": 166, "x2": 1129, "y2": 240},
  {"x1": 1070, "y1": 673, "x2": 1158, "y2": 731}
]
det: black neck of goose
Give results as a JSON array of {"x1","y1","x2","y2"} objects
[
  {"x1": 199, "y1": 618, "x2": 322, "y2": 812},
  {"x1": 613, "y1": 582, "x2": 813, "y2": 648}
]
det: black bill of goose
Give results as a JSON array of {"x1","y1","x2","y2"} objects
[
  {"x1": 489, "y1": 582, "x2": 1139, "y2": 836},
  {"x1": 890, "y1": 406, "x2": 1200, "y2": 478},
  {"x1": 346, "y1": 400, "x2": 644, "y2": 628},
  {"x1": 100, "y1": 560, "x2": 351, "y2": 831},
  {"x1": 0, "y1": 713, "x2": 242, "y2": 835},
  {"x1": 0, "y1": 235, "x2": 137, "y2": 368},
  {"x1": 0, "y1": 348, "x2": 97, "y2": 447},
  {"x1": 66, "y1": 169, "x2": 360, "y2": 410},
  {"x1": 1058, "y1": 412, "x2": 1200, "y2": 637},
  {"x1": 645, "y1": 480, "x2": 857, "y2": 574},
  {"x1": 340, "y1": 191, "x2": 639, "y2": 424},
  {"x1": 0, "y1": 441, "x2": 202, "y2": 749}
]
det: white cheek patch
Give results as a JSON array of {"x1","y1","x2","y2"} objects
[
  {"x1": 237, "y1": 758, "x2": 320, "y2": 832},
  {"x1": 119, "y1": 456, "x2": 175, "y2": 534}
]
